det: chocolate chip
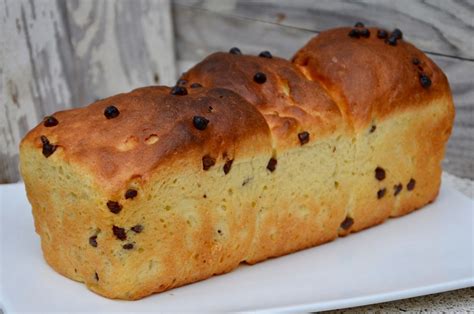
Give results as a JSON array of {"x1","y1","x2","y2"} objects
[
  {"x1": 394, "y1": 183, "x2": 403, "y2": 196},
  {"x1": 375, "y1": 167, "x2": 386, "y2": 181},
  {"x1": 170, "y1": 86, "x2": 188, "y2": 95},
  {"x1": 107, "y1": 201, "x2": 122, "y2": 214},
  {"x1": 125, "y1": 189, "x2": 137, "y2": 199},
  {"x1": 112, "y1": 226, "x2": 127, "y2": 241},
  {"x1": 412, "y1": 58, "x2": 420, "y2": 65},
  {"x1": 43, "y1": 116, "x2": 58, "y2": 127},
  {"x1": 95, "y1": 272, "x2": 99, "y2": 281},
  {"x1": 40, "y1": 135, "x2": 57, "y2": 158},
  {"x1": 202, "y1": 155, "x2": 216, "y2": 170},
  {"x1": 229, "y1": 47, "x2": 242, "y2": 55},
  {"x1": 193, "y1": 116, "x2": 209, "y2": 130},
  {"x1": 348, "y1": 29, "x2": 360, "y2": 38},
  {"x1": 203, "y1": 194, "x2": 207, "y2": 198},
  {"x1": 407, "y1": 178, "x2": 416, "y2": 191},
  {"x1": 354, "y1": 22, "x2": 365, "y2": 28},
  {"x1": 131, "y1": 224, "x2": 143, "y2": 233},
  {"x1": 190, "y1": 83, "x2": 202, "y2": 88},
  {"x1": 104, "y1": 105, "x2": 120, "y2": 119},
  {"x1": 176, "y1": 79, "x2": 187, "y2": 86},
  {"x1": 223, "y1": 159, "x2": 234, "y2": 175},
  {"x1": 359, "y1": 28, "x2": 370, "y2": 38},
  {"x1": 259, "y1": 51, "x2": 272, "y2": 58},
  {"x1": 377, "y1": 188, "x2": 386, "y2": 199},
  {"x1": 253, "y1": 72, "x2": 267, "y2": 84},
  {"x1": 123, "y1": 243, "x2": 134, "y2": 250},
  {"x1": 391, "y1": 28, "x2": 403, "y2": 40},
  {"x1": 298, "y1": 131, "x2": 310, "y2": 145},
  {"x1": 89, "y1": 235, "x2": 98, "y2": 247},
  {"x1": 386, "y1": 36, "x2": 397, "y2": 46},
  {"x1": 419, "y1": 74, "x2": 431, "y2": 88},
  {"x1": 377, "y1": 29, "x2": 388, "y2": 39},
  {"x1": 370, "y1": 125, "x2": 377, "y2": 133},
  {"x1": 40, "y1": 135, "x2": 49, "y2": 144},
  {"x1": 267, "y1": 158, "x2": 277, "y2": 172},
  {"x1": 340, "y1": 217, "x2": 354, "y2": 230}
]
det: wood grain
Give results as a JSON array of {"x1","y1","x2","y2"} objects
[
  {"x1": 175, "y1": 0, "x2": 474, "y2": 60},
  {"x1": 0, "y1": 0, "x2": 176, "y2": 183},
  {"x1": 439, "y1": 57, "x2": 474, "y2": 178},
  {"x1": 173, "y1": 1, "x2": 474, "y2": 179}
]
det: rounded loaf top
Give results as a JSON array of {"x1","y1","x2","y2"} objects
[
  {"x1": 181, "y1": 52, "x2": 344, "y2": 149},
  {"x1": 292, "y1": 27, "x2": 452, "y2": 129},
  {"x1": 21, "y1": 86, "x2": 272, "y2": 193}
]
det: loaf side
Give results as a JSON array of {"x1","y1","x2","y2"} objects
[
  {"x1": 293, "y1": 26, "x2": 455, "y2": 232},
  {"x1": 19, "y1": 25, "x2": 455, "y2": 300},
  {"x1": 182, "y1": 26, "x2": 454, "y2": 235}
]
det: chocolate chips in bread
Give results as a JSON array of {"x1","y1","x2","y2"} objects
[{"x1": 19, "y1": 26, "x2": 454, "y2": 299}]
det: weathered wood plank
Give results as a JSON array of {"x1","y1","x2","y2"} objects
[
  {"x1": 437, "y1": 57, "x2": 474, "y2": 178},
  {"x1": 0, "y1": 0, "x2": 176, "y2": 183},
  {"x1": 173, "y1": 4, "x2": 312, "y2": 67},
  {"x1": 173, "y1": 3, "x2": 474, "y2": 179},
  {"x1": 175, "y1": 0, "x2": 474, "y2": 59},
  {"x1": 1, "y1": 0, "x2": 73, "y2": 184},
  {"x1": 60, "y1": 0, "x2": 176, "y2": 105}
]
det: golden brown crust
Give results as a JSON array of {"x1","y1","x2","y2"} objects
[
  {"x1": 292, "y1": 27, "x2": 452, "y2": 129},
  {"x1": 182, "y1": 53, "x2": 343, "y2": 149},
  {"x1": 19, "y1": 25, "x2": 455, "y2": 301},
  {"x1": 21, "y1": 86, "x2": 272, "y2": 194}
]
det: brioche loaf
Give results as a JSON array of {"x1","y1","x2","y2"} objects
[{"x1": 19, "y1": 26, "x2": 454, "y2": 300}]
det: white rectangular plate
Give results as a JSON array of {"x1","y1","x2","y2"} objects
[{"x1": 1, "y1": 182, "x2": 473, "y2": 313}]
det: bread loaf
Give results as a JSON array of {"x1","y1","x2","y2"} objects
[{"x1": 19, "y1": 26, "x2": 454, "y2": 300}]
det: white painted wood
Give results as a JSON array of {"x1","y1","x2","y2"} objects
[
  {"x1": 438, "y1": 57, "x2": 474, "y2": 178},
  {"x1": 1, "y1": 0, "x2": 73, "y2": 183},
  {"x1": 175, "y1": 0, "x2": 474, "y2": 59},
  {"x1": 0, "y1": 0, "x2": 176, "y2": 183},
  {"x1": 62, "y1": 0, "x2": 176, "y2": 104}
]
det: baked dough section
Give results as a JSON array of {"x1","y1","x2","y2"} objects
[{"x1": 19, "y1": 26, "x2": 454, "y2": 300}]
